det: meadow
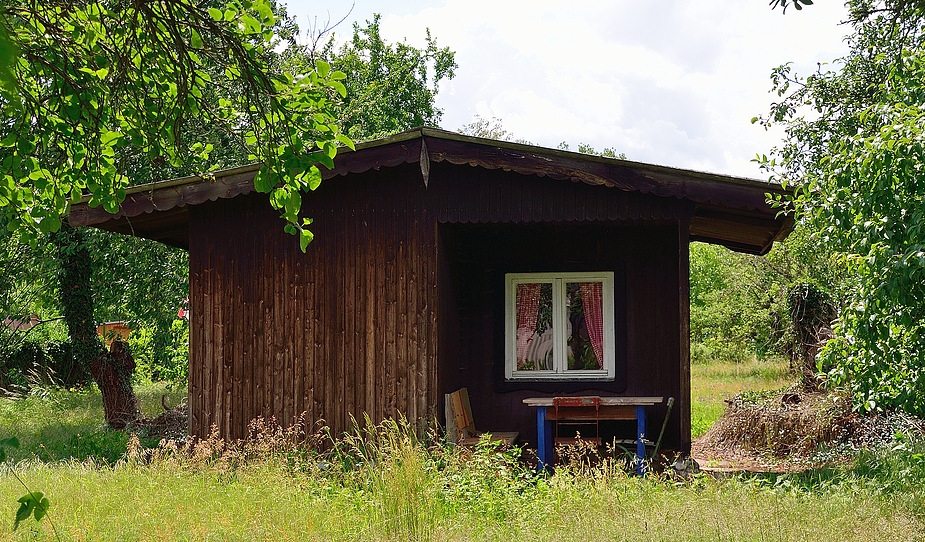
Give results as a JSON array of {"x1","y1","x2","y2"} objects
[{"x1": 1, "y1": 360, "x2": 923, "y2": 541}]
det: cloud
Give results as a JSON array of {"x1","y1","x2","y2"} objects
[{"x1": 287, "y1": 0, "x2": 850, "y2": 177}]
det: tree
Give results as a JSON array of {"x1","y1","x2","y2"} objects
[
  {"x1": 0, "y1": 0, "x2": 352, "y2": 426},
  {"x1": 0, "y1": 0, "x2": 351, "y2": 249},
  {"x1": 300, "y1": 14, "x2": 457, "y2": 141},
  {"x1": 758, "y1": 0, "x2": 925, "y2": 414},
  {"x1": 459, "y1": 115, "x2": 520, "y2": 142}
]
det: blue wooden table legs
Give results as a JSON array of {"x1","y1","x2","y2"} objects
[
  {"x1": 635, "y1": 405, "x2": 646, "y2": 475},
  {"x1": 534, "y1": 405, "x2": 648, "y2": 474},
  {"x1": 537, "y1": 406, "x2": 554, "y2": 471}
]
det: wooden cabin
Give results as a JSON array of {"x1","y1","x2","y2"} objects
[{"x1": 69, "y1": 128, "x2": 792, "y2": 454}]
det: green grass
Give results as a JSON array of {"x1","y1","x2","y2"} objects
[
  {"x1": 691, "y1": 357, "x2": 792, "y2": 437},
  {"x1": 0, "y1": 382, "x2": 185, "y2": 463},
  {"x1": 2, "y1": 432, "x2": 924, "y2": 541},
  {"x1": 2, "y1": 378, "x2": 925, "y2": 541}
]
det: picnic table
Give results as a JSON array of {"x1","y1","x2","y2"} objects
[{"x1": 523, "y1": 396, "x2": 664, "y2": 474}]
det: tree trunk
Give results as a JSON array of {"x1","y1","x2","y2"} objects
[
  {"x1": 787, "y1": 282, "x2": 837, "y2": 391},
  {"x1": 52, "y1": 223, "x2": 139, "y2": 428},
  {"x1": 90, "y1": 340, "x2": 140, "y2": 429}
]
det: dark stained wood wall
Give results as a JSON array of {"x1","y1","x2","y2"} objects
[
  {"x1": 188, "y1": 163, "x2": 438, "y2": 440},
  {"x1": 429, "y1": 163, "x2": 693, "y2": 453},
  {"x1": 437, "y1": 223, "x2": 689, "y2": 452},
  {"x1": 427, "y1": 161, "x2": 692, "y2": 224},
  {"x1": 187, "y1": 158, "x2": 692, "y2": 451}
]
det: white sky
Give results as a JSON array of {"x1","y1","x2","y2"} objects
[{"x1": 285, "y1": 1, "x2": 851, "y2": 178}]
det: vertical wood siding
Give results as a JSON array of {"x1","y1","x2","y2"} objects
[
  {"x1": 189, "y1": 164, "x2": 438, "y2": 439},
  {"x1": 188, "y1": 160, "x2": 691, "y2": 451},
  {"x1": 436, "y1": 223, "x2": 688, "y2": 451}
]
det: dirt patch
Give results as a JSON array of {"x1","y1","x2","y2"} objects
[{"x1": 692, "y1": 388, "x2": 925, "y2": 473}]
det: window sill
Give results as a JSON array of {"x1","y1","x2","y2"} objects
[{"x1": 507, "y1": 374, "x2": 615, "y2": 382}]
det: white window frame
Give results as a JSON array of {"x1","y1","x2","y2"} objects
[{"x1": 504, "y1": 271, "x2": 615, "y2": 381}]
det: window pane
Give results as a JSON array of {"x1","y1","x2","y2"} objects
[
  {"x1": 566, "y1": 281, "x2": 604, "y2": 370},
  {"x1": 516, "y1": 282, "x2": 553, "y2": 371}
]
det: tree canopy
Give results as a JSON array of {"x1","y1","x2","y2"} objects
[
  {"x1": 0, "y1": 0, "x2": 352, "y2": 250},
  {"x1": 759, "y1": 0, "x2": 925, "y2": 414},
  {"x1": 0, "y1": 9, "x2": 460, "y2": 395},
  {"x1": 302, "y1": 13, "x2": 456, "y2": 141}
]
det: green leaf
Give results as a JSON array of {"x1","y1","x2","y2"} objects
[
  {"x1": 316, "y1": 60, "x2": 331, "y2": 78},
  {"x1": 190, "y1": 28, "x2": 203, "y2": 49},
  {"x1": 330, "y1": 80, "x2": 347, "y2": 98},
  {"x1": 34, "y1": 498, "x2": 49, "y2": 521},
  {"x1": 336, "y1": 133, "x2": 355, "y2": 151},
  {"x1": 240, "y1": 14, "x2": 261, "y2": 34},
  {"x1": 299, "y1": 228, "x2": 313, "y2": 252},
  {"x1": 254, "y1": 1, "x2": 275, "y2": 22},
  {"x1": 15, "y1": 502, "x2": 31, "y2": 528},
  {"x1": 208, "y1": 7, "x2": 223, "y2": 20},
  {"x1": 253, "y1": 171, "x2": 273, "y2": 193},
  {"x1": 306, "y1": 167, "x2": 322, "y2": 190},
  {"x1": 14, "y1": 492, "x2": 45, "y2": 531}
]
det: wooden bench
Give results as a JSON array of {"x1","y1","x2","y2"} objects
[{"x1": 445, "y1": 388, "x2": 519, "y2": 446}]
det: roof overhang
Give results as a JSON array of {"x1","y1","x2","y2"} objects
[{"x1": 68, "y1": 127, "x2": 793, "y2": 254}]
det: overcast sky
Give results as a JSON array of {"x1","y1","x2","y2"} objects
[{"x1": 285, "y1": 1, "x2": 851, "y2": 178}]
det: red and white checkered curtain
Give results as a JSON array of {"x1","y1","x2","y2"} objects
[
  {"x1": 515, "y1": 283, "x2": 542, "y2": 368},
  {"x1": 579, "y1": 282, "x2": 604, "y2": 369}
]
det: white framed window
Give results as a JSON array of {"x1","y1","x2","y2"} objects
[{"x1": 505, "y1": 272, "x2": 615, "y2": 380}]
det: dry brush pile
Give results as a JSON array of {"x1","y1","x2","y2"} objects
[{"x1": 695, "y1": 387, "x2": 925, "y2": 470}]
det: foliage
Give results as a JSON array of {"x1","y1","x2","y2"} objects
[
  {"x1": 14, "y1": 490, "x2": 49, "y2": 531},
  {"x1": 689, "y1": 227, "x2": 842, "y2": 366},
  {"x1": 88, "y1": 230, "x2": 189, "y2": 384},
  {"x1": 457, "y1": 115, "x2": 627, "y2": 157},
  {"x1": 305, "y1": 14, "x2": 457, "y2": 141},
  {"x1": 0, "y1": 340, "x2": 86, "y2": 392},
  {"x1": 769, "y1": 0, "x2": 815, "y2": 13},
  {"x1": 458, "y1": 115, "x2": 535, "y2": 145},
  {"x1": 757, "y1": 1, "x2": 925, "y2": 415},
  {"x1": 459, "y1": 115, "x2": 518, "y2": 142},
  {"x1": 557, "y1": 141, "x2": 627, "y2": 159},
  {"x1": 0, "y1": 438, "x2": 55, "y2": 536},
  {"x1": 0, "y1": 0, "x2": 352, "y2": 251},
  {"x1": 127, "y1": 319, "x2": 189, "y2": 384},
  {"x1": 50, "y1": 224, "x2": 104, "y2": 369},
  {"x1": 788, "y1": 281, "x2": 837, "y2": 383},
  {"x1": 689, "y1": 242, "x2": 790, "y2": 362},
  {"x1": 0, "y1": 219, "x2": 65, "y2": 380}
]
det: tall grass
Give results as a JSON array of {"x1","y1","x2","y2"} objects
[
  {"x1": 2, "y1": 433, "x2": 923, "y2": 540},
  {"x1": 0, "y1": 382, "x2": 185, "y2": 463},
  {"x1": 2, "y1": 382, "x2": 925, "y2": 540}
]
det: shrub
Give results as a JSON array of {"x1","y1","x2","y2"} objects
[
  {"x1": 127, "y1": 320, "x2": 188, "y2": 385},
  {"x1": 0, "y1": 340, "x2": 89, "y2": 393}
]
